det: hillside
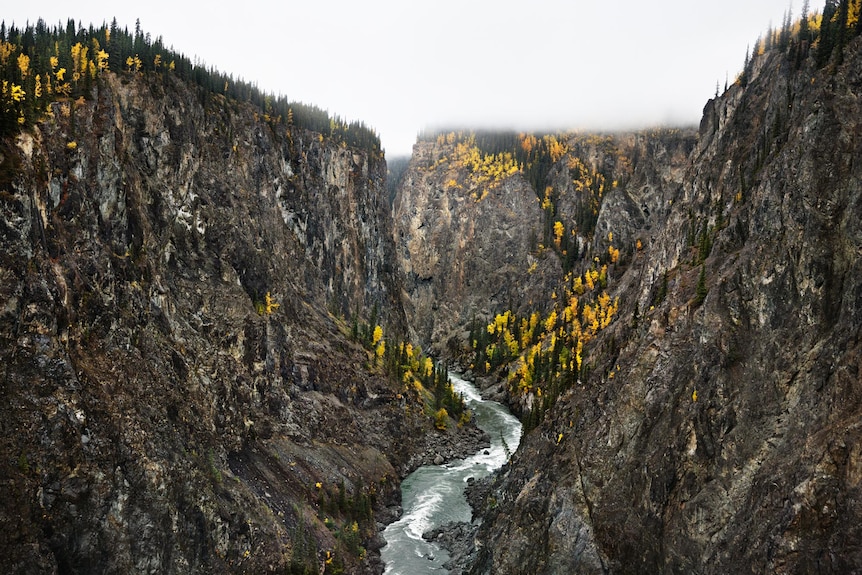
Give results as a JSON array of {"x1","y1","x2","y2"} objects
[
  {"x1": 0, "y1": 23, "x2": 483, "y2": 575},
  {"x1": 389, "y1": 8, "x2": 862, "y2": 573}
]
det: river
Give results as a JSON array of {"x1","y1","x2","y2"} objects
[{"x1": 381, "y1": 372, "x2": 523, "y2": 574}]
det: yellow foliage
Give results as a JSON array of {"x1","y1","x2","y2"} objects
[
  {"x1": 70, "y1": 43, "x2": 90, "y2": 78},
  {"x1": 17, "y1": 53, "x2": 30, "y2": 78},
  {"x1": 553, "y1": 221, "x2": 564, "y2": 249},
  {"x1": 530, "y1": 311, "x2": 540, "y2": 332},
  {"x1": 125, "y1": 55, "x2": 142, "y2": 73},
  {"x1": 542, "y1": 187, "x2": 554, "y2": 210},
  {"x1": 263, "y1": 292, "x2": 280, "y2": 314},
  {"x1": 546, "y1": 135, "x2": 568, "y2": 163},
  {"x1": 3, "y1": 81, "x2": 25, "y2": 103},
  {"x1": 519, "y1": 133, "x2": 537, "y2": 155},
  {"x1": 576, "y1": 340, "x2": 583, "y2": 371},
  {"x1": 372, "y1": 325, "x2": 383, "y2": 346},
  {"x1": 573, "y1": 276, "x2": 585, "y2": 295},
  {"x1": 544, "y1": 310, "x2": 557, "y2": 333},
  {"x1": 434, "y1": 408, "x2": 449, "y2": 430},
  {"x1": 448, "y1": 136, "x2": 520, "y2": 195},
  {"x1": 503, "y1": 330, "x2": 519, "y2": 356},
  {"x1": 511, "y1": 360, "x2": 533, "y2": 394},
  {"x1": 0, "y1": 41, "x2": 15, "y2": 66}
]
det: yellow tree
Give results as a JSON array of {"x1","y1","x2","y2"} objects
[
  {"x1": 126, "y1": 55, "x2": 142, "y2": 73},
  {"x1": 372, "y1": 325, "x2": 383, "y2": 346},
  {"x1": 553, "y1": 221, "x2": 565, "y2": 249},
  {"x1": 96, "y1": 50, "x2": 109, "y2": 72},
  {"x1": 17, "y1": 53, "x2": 30, "y2": 79},
  {"x1": 70, "y1": 43, "x2": 83, "y2": 83},
  {"x1": 263, "y1": 292, "x2": 280, "y2": 314}
]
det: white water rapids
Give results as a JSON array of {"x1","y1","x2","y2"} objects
[{"x1": 381, "y1": 372, "x2": 522, "y2": 573}]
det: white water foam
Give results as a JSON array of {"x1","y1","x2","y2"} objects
[{"x1": 382, "y1": 372, "x2": 522, "y2": 575}]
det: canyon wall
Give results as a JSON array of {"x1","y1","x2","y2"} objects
[
  {"x1": 0, "y1": 71, "x2": 433, "y2": 574},
  {"x1": 462, "y1": 38, "x2": 862, "y2": 575}
]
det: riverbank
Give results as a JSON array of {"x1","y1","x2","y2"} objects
[
  {"x1": 381, "y1": 373, "x2": 522, "y2": 574},
  {"x1": 400, "y1": 422, "x2": 491, "y2": 477}
]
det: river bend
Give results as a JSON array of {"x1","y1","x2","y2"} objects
[{"x1": 381, "y1": 372, "x2": 522, "y2": 573}]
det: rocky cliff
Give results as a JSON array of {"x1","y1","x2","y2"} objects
[
  {"x1": 458, "y1": 36, "x2": 862, "y2": 575},
  {"x1": 393, "y1": 130, "x2": 698, "y2": 361},
  {"x1": 0, "y1": 71, "x2": 473, "y2": 574},
  {"x1": 393, "y1": 140, "x2": 551, "y2": 356}
]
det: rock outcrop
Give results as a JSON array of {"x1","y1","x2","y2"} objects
[
  {"x1": 393, "y1": 141, "x2": 552, "y2": 355},
  {"x1": 393, "y1": 131, "x2": 697, "y2": 362},
  {"x1": 464, "y1": 38, "x2": 862, "y2": 575},
  {"x1": 0, "y1": 71, "x2": 459, "y2": 574}
]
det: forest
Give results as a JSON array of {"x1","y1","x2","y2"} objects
[{"x1": 0, "y1": 18, "x2": 381, "y2": 152}]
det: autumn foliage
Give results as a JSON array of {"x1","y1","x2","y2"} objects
[{"x1": 470, "y1": 260, "x2": 619, "y2": 430}]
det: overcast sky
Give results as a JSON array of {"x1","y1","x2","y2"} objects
[{"x1": 6, "y1": 1, "x2": 802, "y2": 156}]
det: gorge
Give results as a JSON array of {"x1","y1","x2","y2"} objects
[{"x1": 2, "y1": 7, "x2": 862, "y2": 575}]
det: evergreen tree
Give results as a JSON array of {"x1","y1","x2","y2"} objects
[
  {"x1": 818, "y1": 0, "x2": 840, "y2": 67},
  {"x1": 0, "y1": 19, "x2": 381, "y2": 151}
]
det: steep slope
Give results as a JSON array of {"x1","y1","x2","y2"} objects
[
  {"x1": 394, "y1": 130, "x2": 695, "y2": 393},
  {"x1": 0, "y1": 71, "x2": 466, "y2": 574},
  {"x1": 393, "y1": 139, "x2": 551, "y2": 355},
  {"x1": 466, "y1": 36, "x2": 862, "y2": 575}
]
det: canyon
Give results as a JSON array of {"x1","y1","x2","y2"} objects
[{"x1": 2, "y1": 21, "x2": 862, "y2": 575}]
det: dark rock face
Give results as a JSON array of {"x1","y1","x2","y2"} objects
[
  {"x1": 393, "y1": 141, "x2": 552, "y2": 355},
  {"x1": 465, "y1": 42, "x2": 862, "y2": 575},
  {"x1": 393, "y1": 132, "x2": 697, "y2": 362},
  {"x1": 0, "y1": 72, "x2": 429, "y2": 574}
]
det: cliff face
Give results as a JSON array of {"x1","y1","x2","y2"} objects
[
  {"x1": 466, "y1": 40, "x2": 862, "y2": 575},
  {"x1": 393, "y1": 141, "x2": 551, "y2": 355},
  {"x1": 393, "y1": 131, "x2": 697, "y2": 361},
  {"x1": 0, "y1": 72, "x2": 431, "y2": 574}
]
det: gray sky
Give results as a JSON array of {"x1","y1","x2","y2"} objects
[{"x1": 6, "y1": 1, "x2": 802, "y2": 156}]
